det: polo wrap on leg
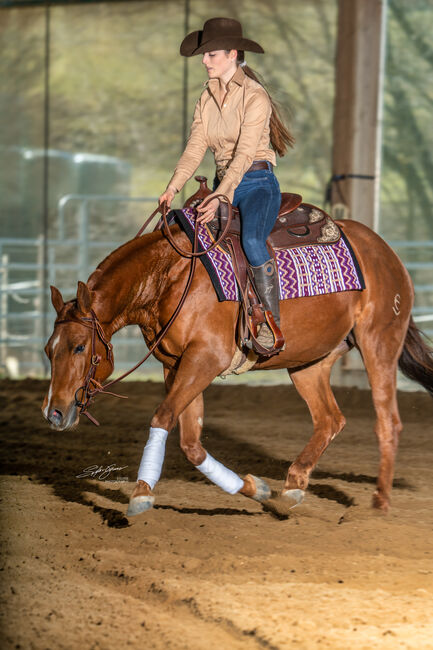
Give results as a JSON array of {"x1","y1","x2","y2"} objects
[
  {"x1": 196, "y1": 452, "x2": 244, "y2": 494},
  {"x1": 137, "y1": 427, "x2": 168, "y2": 489}
]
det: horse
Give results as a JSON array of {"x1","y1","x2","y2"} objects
[{"x1": 42, "y1": 214, "x2": 433, "y2": 516}]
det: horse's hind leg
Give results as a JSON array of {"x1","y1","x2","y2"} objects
[
  {"x1": 353, "y1": 323, "x2": 405, "y2": 512},
  {"x1": 283, "y1": 341, "x2": 349, "y2": 502}
]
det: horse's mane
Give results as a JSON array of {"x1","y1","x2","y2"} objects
[{"x1": 87, "y1": 230, "x2": 163, "y2": 289}]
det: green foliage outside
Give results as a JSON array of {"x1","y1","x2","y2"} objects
[{"x1": 380, "y1": 0, "x2": 433, "y2": 242}]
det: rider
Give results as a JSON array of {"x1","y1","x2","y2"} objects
[{"x1": 159, "y1": 17, "x2": 294, "y2": 353}]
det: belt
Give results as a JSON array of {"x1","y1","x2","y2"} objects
[
  {"x1": 216, "y1": 160, "x2": 272, "y2": 182},
  {"x1": 247, "y1": 161, "x2": 272, "y2": 173}
]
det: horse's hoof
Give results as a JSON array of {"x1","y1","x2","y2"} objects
[
  {"x1": 126, "y1": 495, "x2": 155, "y2": 516},
  {"x1": 281, "y1": 488, "x2": 305, "y2": 508},
  {"x1": 249, "y1": 475, "x2": 272, "y2": 502},
  {"x1": 372, "y1": 490, "x2": 389, "y2": 513}
]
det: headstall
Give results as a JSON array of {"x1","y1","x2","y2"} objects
[{"x1": 55, "y1": 309, "x2": 122, "y2": 425}]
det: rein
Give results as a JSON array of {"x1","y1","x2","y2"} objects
[{"x1": 56, "y1": 196, "x2": 233, "y2": 425}]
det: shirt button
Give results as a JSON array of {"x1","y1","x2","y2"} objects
[{"x1": 223, "y1": 103, "x2": 227, "y2": 107}]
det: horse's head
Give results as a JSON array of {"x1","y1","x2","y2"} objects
[{"x1": 42, "y1": 281, "x2": 114, "y2": 431}]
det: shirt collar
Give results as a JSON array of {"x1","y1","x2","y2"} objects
[
  {"x1": 204, "y1": 65, "x2": 246, "y2": 89},
  {"x1": 231, "y1": 65, "x2": 246, "y2": 86}
]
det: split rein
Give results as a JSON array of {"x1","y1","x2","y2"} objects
[{"x1": 55, "y1": 196, "x2": 234, "y2": 425}]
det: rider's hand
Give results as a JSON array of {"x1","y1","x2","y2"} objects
[
  {"x1": 196, "y1": 197, "x2": 220, "y2": 224},
  {"x1": 159, "y1": 185, "x2": 176, "y2": 208}
]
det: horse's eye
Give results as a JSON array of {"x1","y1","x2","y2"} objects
[{"x1": 74, "y1": 344, "x2": 85, "y2": 354}]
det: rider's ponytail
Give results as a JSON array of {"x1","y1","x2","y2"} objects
[{"x1": 236, "y1": 51, "x2": 295, "y2": 157}]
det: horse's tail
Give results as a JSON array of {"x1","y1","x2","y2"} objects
[{"x1": 398, "y1": 316, "x2": 433, "y2": 396}]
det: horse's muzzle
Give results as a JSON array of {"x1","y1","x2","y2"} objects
[
  {"x1": 44, "y1": 403, "x2": 79, "y2": 431},
  {"x1": 48, "y1": 408, "x2": 63, "y2": 427}
]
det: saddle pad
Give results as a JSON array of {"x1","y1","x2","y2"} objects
[{"x1": 174, "y1": 208, "x2": 365, "y2": 302}]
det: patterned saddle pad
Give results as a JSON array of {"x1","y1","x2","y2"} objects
[{"x1": 173, "y1": 208, "x2": 365, "y2": 302}]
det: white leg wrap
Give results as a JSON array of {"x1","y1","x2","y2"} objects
[
  {"x1": 137, "y1": 427, "x2": 168, "y2": 489},
  {"x1": 196, "y1": 452, "x2": 243, "y2": 495}
]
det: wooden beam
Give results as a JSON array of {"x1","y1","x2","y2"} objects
[
  {"x1": 331, "y1": 0, "x2": 387, "y2": 230},
  {"x1": 332, "y1": 0, "x2": 387, "y2": 385}
]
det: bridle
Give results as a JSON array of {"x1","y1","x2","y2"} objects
[
  {"x1": 53, "y1": 196, "x2": 234, "y2": 425},
  {"x1": 55, "y1": 309, "x2": 118, "y2": 425}
]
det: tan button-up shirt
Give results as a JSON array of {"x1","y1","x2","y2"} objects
[{"x1": 168, "y1": 66, "x2": 276, "y2": 202}]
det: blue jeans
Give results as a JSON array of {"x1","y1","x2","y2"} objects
[{"x1": 213, "y1": 161, "x2": 281, "y2": 266}]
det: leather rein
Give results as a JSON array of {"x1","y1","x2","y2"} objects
[{"x1": 54, "y1": 196, "x2": 233, "y2": 425}]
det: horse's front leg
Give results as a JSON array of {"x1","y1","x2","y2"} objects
[
  {"x1": 127, "y1": 346, "x2": 269, "y2": 516},
  {"x1": 175, "y1": 385, "x2": 270, "y2": 503},
  {"x1": 126, "y1": 367, "x2": 176, "y2": 515}
]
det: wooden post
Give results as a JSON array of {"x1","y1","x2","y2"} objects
[
  {"x1": 331, "y1": 0, "x2": 387, "y2": 230},
  {"x1": 331, "y1": 0, "x2": 387, "y2": 385}
]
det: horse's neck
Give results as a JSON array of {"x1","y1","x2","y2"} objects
[{"x1": 90, "y1": 231, "x2": 183, "y2": 337}]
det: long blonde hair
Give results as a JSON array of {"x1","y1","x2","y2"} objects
[{"x1": 236, "y1": 51, "x2": 295, "y2": 156}]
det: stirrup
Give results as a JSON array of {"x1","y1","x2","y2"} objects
[{"x1": 251, "y1": 310, "x2": 285, "y2": 356}]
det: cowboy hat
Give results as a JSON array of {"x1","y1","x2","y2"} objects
[{"x1": 180, "y1": 17, "x2": 264, "y2": 57}]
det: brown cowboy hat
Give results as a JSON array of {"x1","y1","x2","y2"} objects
[{"x1": 180, "y1": 17, "x2": 264, "y2": 57}]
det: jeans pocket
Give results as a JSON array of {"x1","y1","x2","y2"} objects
[{"x1": 243, "y1": 175, "x2": 270, "y2": 185}]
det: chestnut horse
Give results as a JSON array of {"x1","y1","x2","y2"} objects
[{"x1": 42, "y1": 218, "x2": 433, "y2": 515}]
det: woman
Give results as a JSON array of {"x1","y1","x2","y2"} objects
[{"x1": 159, "y1": 17, "x2": 294, "y2": 353}]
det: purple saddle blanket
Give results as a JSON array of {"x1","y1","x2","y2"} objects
[{"x1": 172, "y1": 208, "x2": 365, "y2": 302}]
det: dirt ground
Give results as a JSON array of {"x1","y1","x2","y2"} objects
[{"x1": 1, "y1": 378, "x2": 433, "y2": 650}]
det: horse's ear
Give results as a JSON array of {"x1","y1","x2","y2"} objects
[
  {"x1": 76, "y1": 281, "x2": 94, "y2": 314},
  {"x1": 50, "y1": 285, "x2": 64, "y2": 315}
]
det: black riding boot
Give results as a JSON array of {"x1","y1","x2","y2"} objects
[{"x1": 251, "y1": 258, "x2": 284, "y2": 352}]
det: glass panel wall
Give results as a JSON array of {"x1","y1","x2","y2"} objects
[
  {"x1": 0, "y1": 7, "x2": 46, "y2": 376},
  {"x1": 0, "y1": 0, "x2": 337, "y2": 379}
]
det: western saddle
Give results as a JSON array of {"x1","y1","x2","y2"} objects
[
  {"x1": 181, "y1": 176, "x2": 341, "y2": 364},
  {"x1": 184, "y1": 175, "x2": 340, "y2": 252}
]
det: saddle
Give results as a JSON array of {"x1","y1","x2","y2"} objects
[
  {"x1": 184, "y1": 176, "x2": 341, "y2": 252},
  {"x1": 182, "y1": 176, "x2": 341, "y2": 365}
]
